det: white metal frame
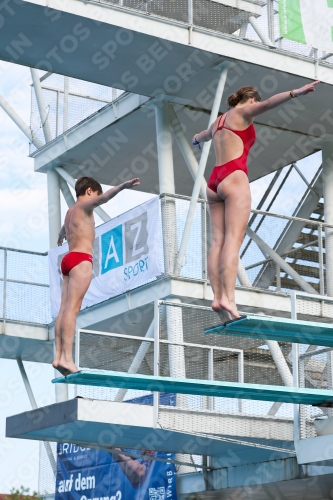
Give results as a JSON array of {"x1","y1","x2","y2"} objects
[
  {"x1": 75, "y1": 302, "x2": 245, "y2": 421},
  {"x1": 291, "y1": 291, "x2": 333, "y2": 446}
]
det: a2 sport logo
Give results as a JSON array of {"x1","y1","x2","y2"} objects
[{"x1": 98, "y1": 212, "x2": 149, "y2": 281}]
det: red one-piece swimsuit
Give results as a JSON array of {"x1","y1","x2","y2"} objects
[{"x1": 207, "y1": 112, "x2": 256, "y2": 193}]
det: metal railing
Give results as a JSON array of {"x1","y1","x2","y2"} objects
[
  {"x1": 74, "y1": 301, "x2": 296, "y2": 450},
  {"x1": 29, "y1": 73, "x2": 124, "y2": 153},
  {"x1": 291, "y1": 292, "x2": 333, "y2": 443},
  {"x1": 0, "y1": 246, "x2": 51, "y2": 328},
  {"x1": 162, "y1": 193, "x2": 332, "y2": 296},
  {"x1": 79, "y1": 0, "x2": 333, "y2": 67},
  {"x1": 1, "y1": 197, "x2": 333, "y2": 326},
  {"x1": 29, "y1": 2, "x2": 333, "y2": 155},
  {"x1": 75, "y1": 325, "x2": 245, "y2": 412}
]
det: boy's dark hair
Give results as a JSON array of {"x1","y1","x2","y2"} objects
[{"x1": 75, "y1": 177, "x2": 103, "y2": 198}]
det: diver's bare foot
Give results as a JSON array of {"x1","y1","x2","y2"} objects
[
  {"x1": 219, "y1": 297, "x2": 240, "y2": 319},
  {"x1": 211, "y1": 299, "x2": 232, "y2": 322},
  {"x1": 212, "y1": 299, "x2": 222, "y2": 313},
  {"x1": 54, "y1": 365, "x2": 71, "y2": 377},
  {"x1": 53, "y1": 359, "x2": 79, "y2": 376},
  {"x1": 52, "y1": 358, "x2": 61, "y2": 369}
]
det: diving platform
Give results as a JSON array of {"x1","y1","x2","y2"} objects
[
  {"x1": 0, "y1": 321, "x2": 52, "y2": 363},
  {"x1": 5, "y1": 398, "x2": 294, "y2": 461},
  {"x1": 53, "y1": 370, "x2": 333, "y2": 406},
  {"x1": 7, "y1": 1, "x2": 333, "y2": 194},
  {"x1": 204, "y1": 315, "x2": 333, "y2": 347}
]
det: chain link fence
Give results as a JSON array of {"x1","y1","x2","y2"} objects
[
  {"x1": 0, "y1": 247, "x2": 51, "y2": 326},
  {"x1": 293, "y1": 294, "x2": 333, "y2": 442},
  {"x1": 88, "y1": 0, "x2": 333, "y2": 66},
  {"x1": 29, "y1": 74, "x2": 124, "y2": 154}
]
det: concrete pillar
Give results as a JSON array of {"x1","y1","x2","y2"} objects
[
  {"x1": 322, "y1": 142, "x2": 333, "y2": 296},
  {"x1": 166, "y1": 298, "x2": 194, "y2": 472},
  {"x1": 155, "y1": 102, "x2": 178, "y2": 275},
  {"x1": 155, "y1": 103, "x2": 194, "y2": 471},
  {"x1": 155, "y1": 101, "x2": 175, "y2": 195},
  {"x1": 47, "y1": 169, "x2": 68, "y2": 402},
  {"x1": 155, "y1": 102, "x2": 186, "y2": 386},
  {"x1": 166, "y1": 299, "x2": 186, "y2": 382}
]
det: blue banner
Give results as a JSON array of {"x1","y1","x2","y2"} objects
[
  {"x1": 55, "y1": 445, "x2": 177, "y2": 500},
  {"x1": 55, "y1": 395, "x2": 177, "y2": 500}
]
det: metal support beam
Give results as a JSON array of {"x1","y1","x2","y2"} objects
[
  {"x1": 187, "y1": 0, "x2": 193, "y2": 25},
  {"x1": 114, "y1": 321, "x2": 154, "y2": 402},
  {"x1": 0, "y1": 94, "x2": 43, "y2": 149},
  {"x1": 59, "y1": 177, "x2": 75, "y2": 208},
  {"x1": 169, "y1": 106, "x2": 207, "y2": 200},
  {"x1": 16, "y1": 358, "x2": 56, "y2": 475},
  {"x1": 63, "y1": 76, "x2": 69, "y2": 133},
  {"x1": 320, "y1": 52, "x2": 333, "y2": 61},
  {"x1": 30, "y1": 68, "x2": 52, "y2": 143},
  {"x1": 55, "y1": 166, "x2": 111, "y2": 223},
  {"x1": 266, "y1": 0, "x2": 275, "y2": 44},
  {"x1": 174, "y1": 61, "x2": 234, "y2": 276},
  {"x1": 47, "y1": 170, "x2": 61, "y2": 248},
  {"x1": 237, "y1": 259, "x2": 252, "y2": 288},
  {"x1": 246, "y1": 227, "x2": 318, "y2": 295},
  {"x1": 239, "y1": 22, "x2": 248, "y2": 38},
  {"x1": 249, "y1": 16, "x2": 275, "y2": 48},
  {"x1": 323, "y1": 142, "x2": 333, "y2": 296},
  {"x1": 266, "y1": 340, "x2": 293, "y2": 416}
]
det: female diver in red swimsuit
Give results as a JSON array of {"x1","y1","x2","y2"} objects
[{"x1": 193, "y1": 81, "x2": 319, "y2": 321}]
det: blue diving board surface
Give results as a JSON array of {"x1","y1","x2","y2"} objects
[
  {"x1": 204, "y1": 315, "x2": 333, "y2": 346},
  {"x1": 53, "y1": 370, "x2": 333, "y2": 406}
]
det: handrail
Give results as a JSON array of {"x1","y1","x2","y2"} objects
[{"x1": 0, "y1": 246, "x2": 48, "y2": 256}]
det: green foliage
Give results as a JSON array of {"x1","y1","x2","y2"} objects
[{"x1": 4, "y1": 486, "x2": 38, "y2": 500}]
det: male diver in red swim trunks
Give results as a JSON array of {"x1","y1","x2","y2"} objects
[
  {"x1": 54, "y1": 176, "x2": 140, "y2": 375},
  {"x1": 193, "y1": 81, "x2": 319, "y2": 321}
]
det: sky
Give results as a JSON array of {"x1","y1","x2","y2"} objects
[{"x1": 0, "y1": 61, "x2": 49, "y2": 495}]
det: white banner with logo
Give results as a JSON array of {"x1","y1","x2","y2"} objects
[
  {"x1": 279, "y1": 0, "x2": 333, "y2": 53},
  {"x1": 49, "y1": 196, "x2": 162, "y2": 318}
]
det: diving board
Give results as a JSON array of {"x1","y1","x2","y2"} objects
[
  {"x1": 53, "y1": 370, "x2": 333, "y2": 406},
  {"x1": 204, "y1": 315, "x2": 333, "y2": 347}
]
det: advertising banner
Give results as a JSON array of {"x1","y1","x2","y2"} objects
[
  {"x1": 279, "y1": 0, "x2": 333, "y2": 53},
  {"x1": 55, "y1": 443, "x2": 177, "y2": 500},
  {"x1": 49, "y1": 197, "x2": 162, "y2": 318}
]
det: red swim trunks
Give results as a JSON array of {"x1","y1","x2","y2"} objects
[{"x1": 61, "y1": 252, "x2": 93, "y2": 276}]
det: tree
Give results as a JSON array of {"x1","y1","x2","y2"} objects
[{"x1": 4, "y1": 486, "x2": 38, "y2": 500}]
